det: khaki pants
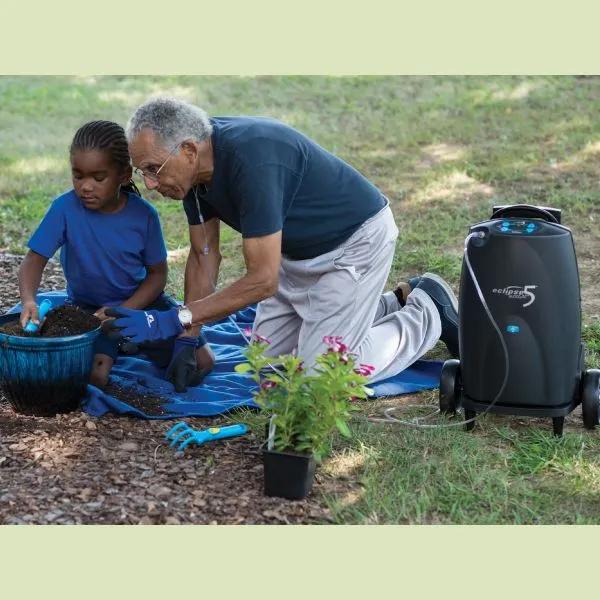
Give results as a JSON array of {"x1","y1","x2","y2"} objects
[{"x1": 253, "y1": 205, "x2": 441, "y2": 383}]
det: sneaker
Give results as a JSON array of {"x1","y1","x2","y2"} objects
[
  {"x1": 415, "y1": 272, "x2": 459, "y2": 357},
  {"x1": 407, "y1": 275, "x2": 422, "y2": 290}
]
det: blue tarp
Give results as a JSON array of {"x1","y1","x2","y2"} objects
[{"x1": 7, "y1": 291, "x2": 443, "y2": 419}]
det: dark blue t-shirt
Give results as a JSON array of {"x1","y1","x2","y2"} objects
[
  {"x1": 183, "y1": 117, "x2": 386, "y2": 259},
  {"x1": 28, "y1": 189, "x2": 167, "y2": 306}
]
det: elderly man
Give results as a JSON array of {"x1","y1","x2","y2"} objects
[{"x1": 105, "y1": 97, "x2": 458, "y2": 384}]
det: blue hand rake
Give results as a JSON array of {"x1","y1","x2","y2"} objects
[{"x1": 165, "y1": 422, "x2": 248, "y2": 451}]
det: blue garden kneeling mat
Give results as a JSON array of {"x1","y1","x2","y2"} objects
[{"x1": 7, "y1": 291, "x2": 443, "y2": 419}]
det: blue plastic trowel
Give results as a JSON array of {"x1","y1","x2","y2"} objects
[{"x1": 24, "y1": 299, "x2": 53, "y2": 333}]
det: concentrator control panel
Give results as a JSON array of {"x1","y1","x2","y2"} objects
[{"x1": 494, "y1": 220, "x2": 538, "y2": 234}]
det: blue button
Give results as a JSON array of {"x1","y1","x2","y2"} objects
[
  {"x1": 502, "y1": 221, "x2": 510, "y2": 227},
  {"x1": 506, "y1": 325, "x2": 520, "y2": 334}
]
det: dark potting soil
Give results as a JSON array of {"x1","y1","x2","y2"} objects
[
  {"x1": 0, "y1": 305, "x2": 101, "y2": 338},
  {"x1": 103, "y1": 379, "x2": 173, "y2": 417}
]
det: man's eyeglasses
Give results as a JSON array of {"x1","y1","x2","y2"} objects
[{"x1": 134, "y1": 146, "x2": 179, "y2": 181}]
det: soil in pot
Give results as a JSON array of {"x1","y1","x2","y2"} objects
[{"x1": 0, "y1": 305, "x2": 100, "y2": 337}]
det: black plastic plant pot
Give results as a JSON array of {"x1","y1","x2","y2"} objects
[{"x1": 262, "y1": 448, "x2": 316, "y2": 500}]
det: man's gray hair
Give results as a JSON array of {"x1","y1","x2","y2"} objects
[{"x1": 126, "y1": 97, "x2": 213, "y2": 149}]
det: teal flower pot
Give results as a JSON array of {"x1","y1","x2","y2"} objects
[{"x1": 0, "y1": 312, "x2": 101, "y2": 416}]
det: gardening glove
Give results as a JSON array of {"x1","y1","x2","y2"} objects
[
  {"x1": 119, "y1": 340, "x2": 140, "y2": 355},
  {"x1": 166, "y1": 336, "x2": 211, "y2": 393},
  {"x1": 103, "y1": 307, "x2": 183, "y2": 344}
]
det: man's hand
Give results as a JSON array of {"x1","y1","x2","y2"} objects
[
  {"x1": 166, "y1": 337, "x2": 211, "y2": 392},
  {"x1": 103, "y1": 307, "x2": 184, "y2": 343}
]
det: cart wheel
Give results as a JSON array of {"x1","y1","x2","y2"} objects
[
  {"x1": 464, "y1": 409, "x2": 476, "y2": 431},
  {"x1": 581, "y1": 369, "x2": 600, "y2": 430},
  {"x1": 552, "y1": 417, "x2": 565, "y2": 437},
  {"x1": 439, "y1": 359, "x2": 461, "y2": 415}
]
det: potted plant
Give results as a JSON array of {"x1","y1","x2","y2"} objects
[{"x1": 235, "y1": 331, "x2": 374, "y2": 500}]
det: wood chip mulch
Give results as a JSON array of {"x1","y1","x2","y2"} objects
[{"x1": 0, "y1": 253, "x2": 352, "y2": 524}]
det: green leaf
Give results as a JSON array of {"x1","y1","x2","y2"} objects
[
  {"x1": 295, "y1": 442, "x2": 312, "y2": 452},
  {"x1": 234, "y1": 363, "x2": 252, "y2": 373},
  {"x1": 335, "y1": 418, "x2": 352, "y2": 438}
]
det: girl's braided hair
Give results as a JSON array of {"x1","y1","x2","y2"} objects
[{"x1": 70, "y1": 120, "x2": 141, "y2": 196}]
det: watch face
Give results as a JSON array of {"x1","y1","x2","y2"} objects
[{"x1": 178, "y1": 308, "x2": 193, "y2": 324}]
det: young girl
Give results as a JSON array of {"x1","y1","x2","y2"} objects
[{"x1": 19, "y1": 120, "x2": 215, "y2": 392}]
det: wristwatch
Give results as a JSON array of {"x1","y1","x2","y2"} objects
[{"x1": 177, "y1": 305, "x2": 194, "y2": 329}]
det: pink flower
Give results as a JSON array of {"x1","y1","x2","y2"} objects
[
  {"x1": 323, "y1": 335, "x2": 348, "y2": 354},
  {"x1": 296, "y1": 361, "x2": 304, "y2": 372},
  {"x1": 253, "y1": 333, "x2": 271, "y2": 345},
  {"x1": 243, "y1": 326, "x2": 271, "y2": 344},
  {"x1": 354, "y1": 363, "x2": 376, "y2": 377},
  {"x1": 261, "y1": 380, "x2": 277, "y2": 390},
  {"x1": 349, "y1": 396, "x2": 359, "y2": 403},
  {"x1": 339, "y1": 354, "x2": 349, "y2": 364}
]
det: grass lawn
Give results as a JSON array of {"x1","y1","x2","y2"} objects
[{"x1": 1, "y1": 75, "x2": 599, "y2": 524}]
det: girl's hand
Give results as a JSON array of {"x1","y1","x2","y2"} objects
[
  {"x1": 20, "y1": 300, "x2": 39, "y2": 329},
  {"x1": 93, "y1": 306, "x2": 113, "y2": 321}
]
